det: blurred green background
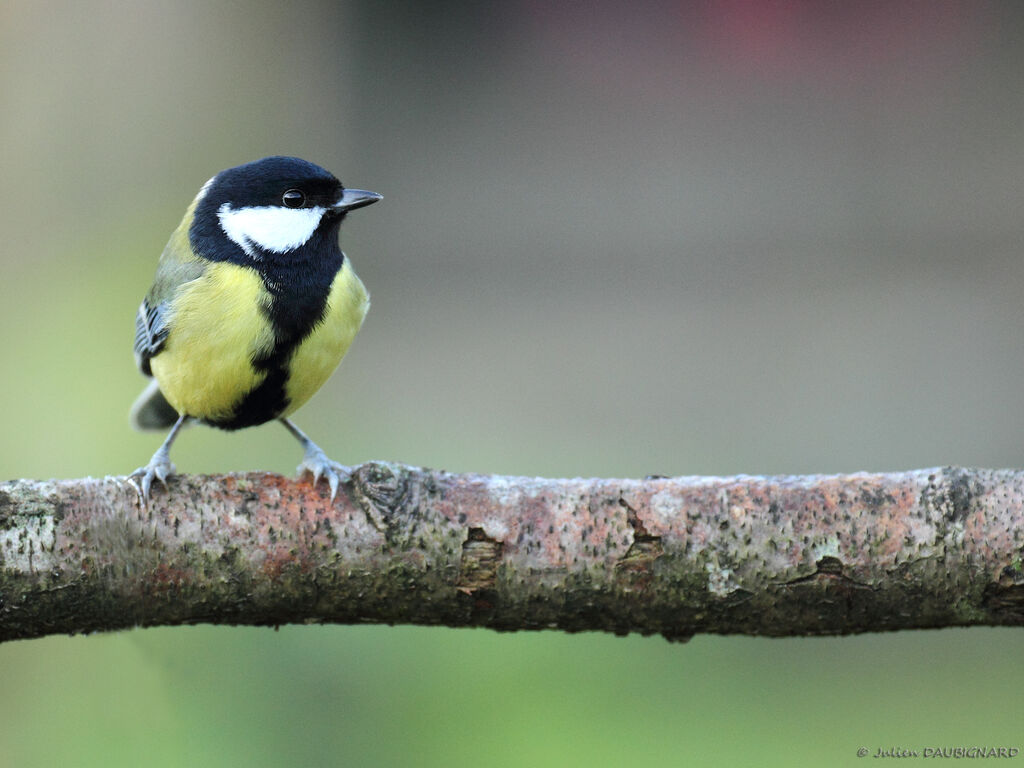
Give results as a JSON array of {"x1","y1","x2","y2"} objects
[{"x1": 2, "y1": 1, "x2": 1024, "y2": 765}]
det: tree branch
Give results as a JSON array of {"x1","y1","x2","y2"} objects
[{"x1": 1, "y1": 464, "x2": 1022, "y2": 642}]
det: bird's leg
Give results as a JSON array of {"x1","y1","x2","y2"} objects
[
  {"x1": 281, "y1": 418, "x2": 350, "y2": 501},
  {"x1": 130, "y1": 413, "x2": 188, "y2": 506}
]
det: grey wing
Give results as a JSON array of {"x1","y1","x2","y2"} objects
[{"x1": 133, "y1": 299, "x2": 170, "y2": 377}]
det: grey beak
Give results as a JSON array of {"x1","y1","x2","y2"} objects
[{"x1": 333, "y1": 188, "x2": 382, "y2": 212}]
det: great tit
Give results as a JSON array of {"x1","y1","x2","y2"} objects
[{"x1": 130, "y1": 156, "x2": 380, "y2": 503}]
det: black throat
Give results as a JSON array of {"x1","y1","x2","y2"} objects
[
  {"x1": 190, "y1": 212, "x2": 346, "y2": 429},
  {"x1": 255, "y1": 223, "x2": 345, "y2": 351}
]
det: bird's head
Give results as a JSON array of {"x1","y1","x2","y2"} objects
[{"x1": 189, "y1": 156, "x2": 381, "y2": 264}]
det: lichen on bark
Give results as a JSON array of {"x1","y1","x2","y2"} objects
[{"x1": 1, "y1": 464, "x2": 1022, "y2": 642}]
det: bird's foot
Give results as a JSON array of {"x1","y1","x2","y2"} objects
[
  {"x1": 296, "y1": 444, "x2": 351, "y2": 502},
  {"x1": 129, "y1": 450, "x2": 176, "y2": 507}
]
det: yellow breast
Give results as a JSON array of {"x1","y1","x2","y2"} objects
[
  {"x1": 282, "y1": 258, "x2": 369, "y2": 416},
  {"x1": 151, "y1": 258, "x2": 368, "y2": 424},
  {"x1": 151, "y1": 262, "x2": 274, "y2": 422}
]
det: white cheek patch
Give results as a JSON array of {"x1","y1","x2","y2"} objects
[{"x1": 217, "y1": 203, "x2": 326, "y2": 257}]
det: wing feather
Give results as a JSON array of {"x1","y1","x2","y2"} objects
[
  {"x1": 133, "y1": 228, "x2": 208, "y2": 376},
  {"x1": 134, "y1": 299, "x2": 170, "y2": 376}
]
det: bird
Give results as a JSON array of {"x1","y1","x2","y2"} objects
[{"x1": 130, "y1": 156, "x2": 380, "y2": 504}]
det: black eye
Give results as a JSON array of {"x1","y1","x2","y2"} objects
[{"x1": 282, "y1": 189, "x2": 305, "y2": 208}]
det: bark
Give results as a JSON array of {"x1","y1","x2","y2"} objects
[{"x1": 1, "y1": 464, "x2": 1022, "y2": 643}]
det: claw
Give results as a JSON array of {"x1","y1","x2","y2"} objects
[
  {"x1": 130, "y1": 453, "x2": 176, "y2": 508},
  {"x1": 129, "y1": 413, "x2": 187, "y2": 508},
  {"x1": 282, "y1": 418, "x2": 351, "y2": 502},
  {"x1": 296, "y1": 446, "x2": 351, "y2": 502}
]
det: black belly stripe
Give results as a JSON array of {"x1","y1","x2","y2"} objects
[
  {"x1": 205, "y1": 296, "x2": 325, "y2": 430},
  {"x1": 203, "y1": 241, "x2": 345, "y2": 431},
  {"x1": 213, "y1": 361, "x2": 290, "y2": 430}
]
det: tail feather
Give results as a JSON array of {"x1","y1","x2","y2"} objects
[{"x1": 130, "y1": 379, "x2": 180, "y2": 431}]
